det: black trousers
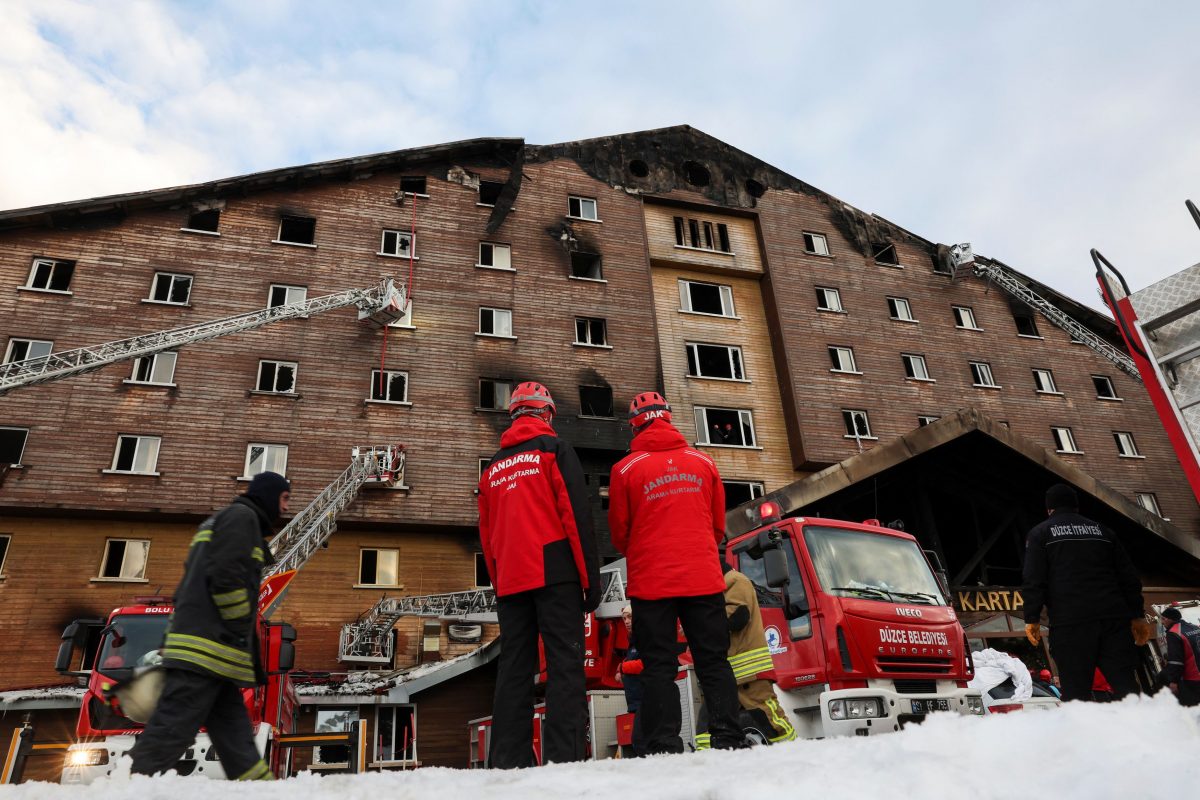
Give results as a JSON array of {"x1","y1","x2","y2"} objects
[
  {"x1": 129, "y1": 668, "x2": 265, "y2": 779},
  {"x1": 1049, "y1": 618, "x2": 1140, "y2": 702},
  {"x1": 1177, "y1": 680, "x2": 1200, "y2": 707},
  {"x1": 631, "y1": 593, "x2": 742, "y2": 754},
  {"x1": 491, "y1": 582, "x2": 587, "y2": 768}
]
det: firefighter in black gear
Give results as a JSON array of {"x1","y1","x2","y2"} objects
[
  {"x1": 129, "y1": 472, "x2": 290, "y2": 780},
  {"x1": 1161, "y1": 607, "x2": 1200, "y2": 706},
  {"x1": 1021, "y1": 484, "x2": 1152, "y2": 702}
]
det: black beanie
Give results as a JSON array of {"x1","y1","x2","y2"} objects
[
  {"x1": 246, "y1": 471, "x2": 291, "y2": 523},
  {"x1": 1045, "y1": 483, "x2": 1078, "y2": 512},
  {"x1": 1161, "y1": 607, "x2": 1183, "y2": 623}
]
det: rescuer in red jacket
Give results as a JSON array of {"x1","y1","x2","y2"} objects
[
  {"x1": 608, "y1": 392, "x2": 744, "y2": 753},
  {"x1": 478, "y1": 381, "x2": 601, "y2": 768}
]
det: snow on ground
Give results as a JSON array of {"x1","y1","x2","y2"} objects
[{"x1": 6, "y1": 693, "x2": 1199, "y2": 800}]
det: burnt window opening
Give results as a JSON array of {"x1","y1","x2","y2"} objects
[
  {"x1": 478, "y1": 378, "x2": 512, "y2": 410},
  {"x1": 26, "y1": 258, "x2": 75, "y2": 292},
  {"x1": 674, "y1": 216, "x2": 731, "y2": 253},
  {"x1": 682, "y1": 160, "x2": 710, "y2": 187},
  {"x1": 717, "y1": 223, "x2": 731, "y2": 252},
  {"x1": 1093, "y1": 375, "x2": 1119, "y2": 399},
  {"x1": 185, "y1": 208, "x2": 220, "y2": 233},
  {"x1": 872, "y1": 243, "x2": 898, "y2": 265},
  {"x1": 277, "y1": 215, "x2": 316, "y2": 245},
  {"x1": 570, "y1": 252, "x2": 603, "y2": 280},
  {"x1": 674, "y1": 217, "x2": 686, "y2": 246},
  {"x1": 400, "y1": 176, "x2": 427, "y2": 195},
  {"x1": 257, "y1": 360, "x2": 297, "y2": 393},
  {"x1": 574, "y1": 317, "x2": 608, "y2": 347},
  {"x1": 744, "y1": 178, "x2": 766, "y2": 198},
  {"x1": 579, "y1": 385, "x2": 614, "y2": 418},
  {"x1": 0, "y1": 426, "x2": 29, "y2": 466},
  {"x1": 687, "y1": 342, "x2": 745, "y2": 380},
  {"x1": 842, "y1": 409, "x2": 872, "y2": 438},
  {"x1": 688, "y1": 219, "x2": 701, "y2": 248},
  {"x1": 628, "y1": 159, "x2": 649, "y2": 178},
  {"x1": 478, "y1": 180, "x2": 504, "y2": 206},
  {"x1": 679, "y1": 279, "x2": 735, "y2": 316},
  {"x1": 722, "y1": 480, "x2": 765, "y2": 510},
  {"x1": 1013, "y1": 310, "x2": 1041, "y2": 337}
]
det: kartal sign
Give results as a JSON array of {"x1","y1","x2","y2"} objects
[{"x1": 953, "y1": 587, "x2": 1025, "y2": 613}]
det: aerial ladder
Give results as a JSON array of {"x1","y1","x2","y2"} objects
[{"x1": 0, "y1": 277, "x2": 408, "y2": 395}]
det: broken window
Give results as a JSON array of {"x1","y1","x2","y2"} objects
[
  {"x1": 679, "y1": 279, "x2": 735, "y2": 316},
  {"x1": 828, "y1": 346, "x2": 858, "y2": 373},
  {"x1": 1135, "y1": 492, "x2": 1163, "y2": 517},
  {"x1": 0, "y1": 427, "x2": 29, "y2": 466},
  {"x1": 1092, "y1": 375, "x2": 1119, "y2": 399},
  {"x1": 478, "y1": 379, "x2": 512, "y2": 410},
  {"x1": 129, "y1": 352, "x2": 177, "y2": 385},
  {"x1": 474, "y1": 552, "x2": 491, "y2": 587},
  {"x1": 842, "y1": 409, "x2": 872, "y2": 439},
  {"x1": 579, "y1": 385, "x2": 614, "y2": 417},
  {"x1": 803, "y1": 232, "x2": 830, "y2": 256},
  {"x1": 574, "y1": 317, "x2": 608, "y2": 347},
  {"x1": 1033, "y1": 369, "x2": 1058, "y2": 393},
  {"x1": 25, "y1": 258, "x2": 75, "y2": 292},
  {"x1": 570, "y1": 252, "x2": 603, "y2": 280},
  {"x1": 694, "y1": 407, "x2": 756, "y2": 447},
  {"x1": 3, "y1": 338, "x2": 53, "y2": 366},
  {"x1": 381, "y1": 230, "x2": 415, "y2": 258},
  {"x1": 1113, "y1": 431, "x2": 1141, "y2": 457},
  {"x1": 568, "y1": 195, "x2": 598, "y2": 221},
  {"x1": 314, "y1": 708, "x2": 358, "y2": 764},
  {"x1": 268, "y1": 284, "x2": 307, "y2": 308},
  {"x1": 673, "y1": 216, "x2": 731, "y2": 252},
  {"x1": 686, "y1": 343, "x2": 745, "y2": 380},
  {"x1": 887, "y1": 297, "x2": 915, "y2": 321},
  {"x1": 722, "y1": 480, "x2": 765, "y2": 510},
  {"x1": 0, "y1": 535, "x2": 9, "y2": 576},
  {"x1": 717, "y1": 223, "x2": 731, "y2": 252},
  {"x1": 244, "y1": 443, "x2": 288, "y2": 477},
  {"x1": 1051, "y1": 427, "x2": 1080, "y2": 453},
  {"x1": 872, "y1": 242, "x2": 898, "y2": 266},
  {"x1": 478, "y1": 181, "x2": 504, "y2": 206},
  {"x1": 99, "y1": 539, "x2": 150, "y2": 580},
  {"x1": 400, "y1": 176, "x2": 427, "y2": 195},
  {"x1": 815, "y1": 287, "x2": 843, "y2": 312},
  {"x1": 149, "y1": 272, "x2": 192, "y2": 305},
  {"x1": 277, "y1": 215, "x2": 316, "y2": 245},
  {"x1": 370, "y1": 370, "x2": 408, "y2": 403},
  {"x1": 185, "y1": 208, "x2": 220, "y2": 233},
  {"x1": 902, "y1": 353, "x2": 930, "y2": 380},
  {"x1": 478, "y1": 307, "x2": 513, "y2": 337},
  {"x1": 917, "y1": 415, "x2": 940, "y2": 427},
  {"x1": 970, "y1": 361, "x2": 997, "y2": 387},
  {"x1": 478, "y1": 242, "x2": 512, "y2": 270},
  {"x1": 1014, "y1": 310, "x2": 1041, "y2": 337},
  {"x1": 359, "y1": 548, "x2": 400, "y2": 586},
  {"x1": 953, "y1": 305, "x2": 980, "y2": 329},
  {"x1": 257, "y1": 360, "x2": 297, "y2": 393},
  {"x1": 110, "y1": 435, "x2": 161, "y2": 474}
]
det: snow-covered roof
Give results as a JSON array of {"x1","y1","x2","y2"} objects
[{"x1": 297, "y1": 640, "x2": 498, "y2": 705}]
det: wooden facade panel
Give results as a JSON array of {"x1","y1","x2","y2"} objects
[{"x1": 644, "y1": 203, "x2": 762, "y2": 275}]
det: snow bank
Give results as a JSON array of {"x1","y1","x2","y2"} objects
[{"x1": 7, "y1": 693, "x2": 1199, "y2": 800}]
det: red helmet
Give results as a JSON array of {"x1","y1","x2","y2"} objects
[
  {"x1": 629, "y1": 391, "x2": 671, "y2": 430},
  {"x1": 508, "y1": 381, "x2": 556, "y2": 419}
]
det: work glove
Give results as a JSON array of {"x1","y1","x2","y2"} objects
[
  {"x1": 1025, "y1": 623, "x2": 1041, "y2": 646},
  {"x1": 621, "y1": 659, "x2": 644, "y2": 676},
  {"x1": 1131, "y1": 618, "x2": 1154, "y2": 647}
]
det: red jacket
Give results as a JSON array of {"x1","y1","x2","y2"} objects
[
  {"x1": 478, "y1": 416, "x2": 600, "y2": 602},
  {"x1": 608, "y1": 421, "x2": 726, "y2": 600}
]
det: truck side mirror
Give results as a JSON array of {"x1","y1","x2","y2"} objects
[
  {"x1": 55, "y1": 619, "x2": 106, "y2": 677},
  {"x1": 763, "y1": 547, "x2": 789, "y2": 589},
  {"x1": 272, "y1": 623, "x2": 297, "y2": 673}
]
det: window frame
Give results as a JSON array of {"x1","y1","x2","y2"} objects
[
  {"x1": 1092, "y1": 375, "x2": 1121, "y2": 400},
  {"x1": 358, "y1": 547, "x2": 402, "y2": 588},
  {"x1": 872, "y1": 242, "x2": 899, "y2": 266},
  {"x1": 953, "y1": 305, "x2": 981, "y2": 330},
  {"x1": 685, "y1": 342, "x2": 747, "y2": 381},
  {"x1": 802, "y1": 232, "x2": 830, "y2": 256},
  {"x1": 694, "y1": 406, "x2": 758, "y2": 448},
  {"x1": 106, "y1": 435, "x2": 162, "y2": 475},
  {"x1": 578, "y1": 385, "x2": 615, "y2": 419},
  {"x1": 478, "y1": 378, "x2": 512, "y2": 412},
  {"x1": 1032, "y1": 368, "x2": 1060, "y2": 394},
  {"x1": 255, "y1": 360, "x2": 299, "y2": 394},
  {"x1": 722, "y1": 480, "x2": 765, "y2": 510},
  {"x1": 574, "y1": 317, "x2": 609, "y2": 348},
  {"x1": 567, "y1": 195, "x2": 599, "y2": 222},
  {"x1": 97, "y1": 538, "x2": 150, "y2": 581},
  {"x1": 672, "y1": 215, "x2": 732, "y2": 253},
  {"x1": 3, "y1": 338, "x2": 54, "y2": 365},
  {"x1": 379, "y1": 229, "x2": 417, "y2": 259},
  {"x1": 828, "y1": 346, "x2": 860, "y2": 374},
  {"x1": 568, "y1": 251, "x2": 604, "y2": 281},
  {"x1": 969, "y1": 361, "x2": 999, "y2": 388},
  {"x1": 477, "y1": 180, "x2": 504, "y2": 207},
  {"x1": 917, "y1": 415, "x2": 940, "y2": 427},
  {"x1": 183, "y1": 207, "x2": 220, "y2": 234},
  {"x1": 274, "y1": 215, "x2": 317, "y2": 247},
  {"x1": 842, "y1": 409, "x2": 876, "y2": 440},
  {"x1": 477, "y1": 307, "x2": 514, "y2": 339},
  {"x1": 1013, "y1": 312, "x2": 1042, "y2": 338},
  {"x1": 901, "y1": 353, "x2": 932, "y2": 381},
  {"x1": 314, "y1": 708, "x2": 360, "y2": 766},
  {"x1": 1113, "y1": 431, "x2": 1143, "y2": 458},
  {"x1": 268, "y1": 284, "x2": 308, "y2": 309},
  {"x1": 477, "y1": 242, "x2": 513, "y2": 271},
  {"x1": 815, "y1": 286, "x2": 843, "y2": 313},
  {"x1": 678, "y1": 279, "x2": 736, "y2": 318},
  {"x1": 1051, "y1": 426, "x2": 1082, "y2": 454},
  {"x1": 24, "y1": 258, "x2": 76, "y2": 294},
  {"x1": 0, "y1": 534, "x2": 9, "y2": 577},
  {"x1": 373, "y1": 705, "x2": 417, "y2": 765},
  {"x1": 127, "y1": 351, "x2": 178, "y2": 386},
  {"x1": 241, "y1": 443, "x2": 289, "y2": 479},
  {"x1": 887, "y1": 296, "x2": 916, "y2": 322},
  {"x1": 146, "y1": 271, "x2": 193, "y2": 306},
  {"x1": 369, "y1": 369, "x2": 410, "y2": 404},
  {"x1": 0, "y1": 427, "x2": 30, "y2": 467},
  {"x1": 1135, "y1": 492, "x2": 1164, "y2": 518}
]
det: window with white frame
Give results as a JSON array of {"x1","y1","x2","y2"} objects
[
  {"x1": 902, "y1": 353, "x2": 931, "y2": 380},
  {"x1": 256, "y1": 360, "x2": 297, "y2": 393},
  {"x1": 129, "y1": 352, "x2": 177, "y2": 385},
  {"x1": 478, "y1": 242, "x2": 512, "y2": 270},
  {"x1": 1052, "y1": 427, "x2": 1081, "y2": 453},
  {"x1": 953, "y1": 305, "x2": 980, "y2": 329},
  {"x1": 917, "y1": 415, "x2": 940, "y2": 427},
  {"x1": 1135, "y1": 492, "x2": 1164, "y2": 517},
  {"x1": 574, "y1": 317, "x2": 608, "y2": 347},
  {"x1": 694, "y1": 407, "x2": 756, "y2": 447},
  {"x1": 359, "y1": 548, "x2": 400, "y2": 586},
  {"x1": 478, "y1": 307, "x2": 513, "y2": 337},
  {"x1": 243, "y1": 443, "x2": 288, "y2": 478},
  {"x1": 4, "y1": 339, "x2": 53, "y2": 365},
  {"x1": 276, "y1": 215, "x2": 316, "y2": 246},
  {"x1": 474, "y1": 552, "x2": 491, "y2": 587},
  {"x1": 148, "y1": 272, "x2": 192, "y2": 305},
  {"x1": 828, "y1": 346, "x2": 859, "y2": 373},
  {"x1": 887, "y1": 297, "x2": 915, "y2": 321},
  {"x1": 672, "y1": 216, "x2": 731, "y2": 253},
  {"x1": 1033, "y1": 369, "x2": 1059, "y2": 393},
  {"x1": 1113, "y1": 431, "x2": 1142, "y2": 458},
  {"x1": 970, "y1": 361, "x2": 998, "y2": 387},
  {"x1": 815, "y1": 287, "x2": 843, "y2": 312},
  {"x1": 109, "y1": 435, "x2": 161, "y2": 474},
  {"x1": 376, "y1": 706, "x2": 416, "y2": 764},
  {"x1": 314, "y1": 708, "x2": 358, "y2": 765},
  {"x1": 268, "y1": 284, "x2": 307, "y2": 308},
  {"x1": 568, "y1": 195, "x2": 598, "y2": 221},
  {"x1": 579, "y1": 385, "x2": 614, "y2": 417},
  {"x1": 802, "y1": 232, "x2": 829, "y2": 256},
  {"x1": 1092, "y1": 375, "x2": 1119, "y2": 400},
  {"x1": 370, "y1": 370, "x2": 408, "y2": 403},
  {"x1": 25, "y1": 258, "x2": 75, "y2": 292},
  {"x1": 0, "y1": 535, "x2": 9, "y2": 576},
  {"x1": 380, "y1": 230, "x2": 415, "y2": 258},
  {"x1": 478, "y1": 379, "x2": 512, "y2": 411},
  {"x1": 722, "y1": 480, "x2": 765, "y2": 510},
  {"x1": 842, "y1": 409, "x2": 873, "y2": 439},
  {"x1": 686, "y1": 342, "x2": 745, "y2": 380},
  {"x1": 679, "y1": 279, "x2": 735, "y2": 316},
  {"x1": 0, "y1": 427, "x2": 29, "y2": 466},
  {"x1": 98, "y1": 539, "x2": 150, "y2": 580},
  {"x1": 1013, "y1": 309, "x2": 1041, "y2": 337}
]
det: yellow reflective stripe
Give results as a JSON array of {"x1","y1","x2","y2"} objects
[
  {"x1": 165, "y1": 633, "x2": 252, "y2": 665},
  {"x1": 213, "y1": 588, "x2": 249, "y2": 606},
  {"x1": 251, "y1": 547, "x2": 264, "y2": 563},
  {"x1": 162, "y1": 648, "x2": 255, "y2": 683},
  {"x1": 729, "y1": 646, "x2": 771, "y2": 664},
  {"x1": 218, "y1": 601, "x2": 251, "y2": 620},
  {"x1": 236, "y1": 760, "x2": 271, "y2": 781},
  {"x1": 765, "y1": 698, "x2": 796, "y2": 742},
  {"x1": 730, "y1": 652, "x2": 774, "y2": 680},
  {"x1": 694, "y1": 733, "x2": 711, "y2": 750},
  {"x1": 191, "y1": 530, "x2": 213, "y2": 546}
]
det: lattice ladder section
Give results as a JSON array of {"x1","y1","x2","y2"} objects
[
  {"x1": 0, "y1": 278, "x2": 407, "y2": 395},
  {"x1": 974, "y1": 259, "x2": 1141, "y2": 380}
]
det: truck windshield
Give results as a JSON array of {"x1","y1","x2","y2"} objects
[
  {"x1": 97, "y1": 614, "x2": 168, "y2": 673},
  {"x1": 803, "y1": 526, "x2": 947, "y2": 605}
]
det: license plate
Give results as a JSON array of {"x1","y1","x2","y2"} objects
[{"x1": 909, "y1": 699, "x2": 949, "y2": 714}]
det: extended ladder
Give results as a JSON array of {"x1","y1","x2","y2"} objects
[{"x1": 0, "y1": 278, "x2": 407, "y2": 395}]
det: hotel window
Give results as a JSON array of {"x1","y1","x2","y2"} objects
[
  {"x1": 917, "y1": 415, "x2": 940, "y2": 427},
  {"x1": 98, "y1": 539, "x2": 150, "y2": 580},
  {"x1": 1135, "y1": 492, "x2": 1164, "y2": 517},
  {"x1": 478, "y1": 181, "x2": 503, "y2": 206},
  {"x1": 803, "y1": 232, "x2": 829, "y2": 256},
  {"x1": 828, "y1": 346, "x2": 859, "y2": 374},
  {"x1": 901, "y1": 353, "x2": 931, "y2": 380},
  {"x1": 108, "y1": 435, "x2": 161, "y2": 475},
  {"x1": 953, "y1": 305, "x2": 980, "y2": 330},
  {"x1": 1093, "y1": 375, "x2": 1120, "y2": 400},
  {"x1": 842, "y1": 409, "x2": 873, "y2": 439},
  {"x1": 478, "y1": 242, "x2": 512, "y2": 270},
  {"x1": 4, "y1": 339, "x2": 53, "y2": 366},
  {"x1": 722, "y1": 480, "x2": 765, "y2": 510},
  {"x1": 276, "y1": 215, "x2": 316, "y2": 246},
  {"x1": 672, "y1": 216, "x2": 731, "y2": 253},
  {"x1": 686, "y1": 343, "x2": 745, "y2": 380},
  {"x1": 359, "y1": 548, "x2": 400, "y2": 586},
  {"x1": 815, "y1": 287, "x2": 843, "y2": 312},
  {"x1": 569, "y1": 252, "x2": 604, "y2": 280},
  {"x1": 243, "y1": 443, "x2": 288, "y2": 478},
  {"x1": 184, "y1": 208, "x2": 220, "y2": 233},
  {"x1": 679, "y1": 279, "x2": 735, "y2": 317},
  {"x1": 478, "y1": 307, "x2": 513, "y2": 338},
  {"x1": 1013, "y1": 308, "x2": 1041, "y2": 337},
  {"x1": 1033, "y1": 369, "x2": 1059, "y2": 394},
  {"x1": 969, "y1": 361, "x2": 998, "y2": 387},
  {"x1": 574, "y1": 317, "x2": 608, "y2": 347},
  {"x1": 399, "y1": 176, "x2": 427, "y2": 195},
  {"x1": 0, "y1": 427, "x2": 29, "y2": 466},
  {"x1": 370, "y1": 370, "x2": 408, "y2": 403},
  {"x1": 579, "y1": 385, "x2": 614, "y2": 418},
  {"x1": 887, "y1": 297, "x2": 915, "y2": 322},
  {"x1": 1113, "y1": 431, "x2": 1142, "y2": 458},
  {"x1": 129, "y1": 352, "x2": 177, "y2": 385},
  {"x1": 148, "y1": 272, "x2": 192, "y2": 305},
  {"x1": 872, "y1": 242, "x2": 899, "y2": 266},
  {"x1": 478, "y1": 379, "x2": 512, "y2": 411},
  {"x1": 268, "y1": 284, "x2": 307, "y2": 308},
  {"x1": 380, "y1": 230, "x2": 415, "y2": 258},
  {"x1": 568, "y1": 195, "x2": 598, "y2": 221},
  {"x1": 694, "y1": 407, "x2": 757, "y2": 448},
  {"x1": 1052, "y1": 427, "x2": 1082, "y2": 454},
  {"x1": 25, "y1": 258, "x2": 75, "y2": 292},
  {"x1": 256, "y1": 360, "x2": 297, "y2": 394}
]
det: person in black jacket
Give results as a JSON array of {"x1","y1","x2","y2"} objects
[
  {"x1": 1022, "y1": 484, "x2": 1152, "y2": 702},
  {"x1": 1161, "y1": 607, "x2": 1200, "y2": 706},
  {"x1": 128, "y1": 472, "x2": 290, "y2": 780}
]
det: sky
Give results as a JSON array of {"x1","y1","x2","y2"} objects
[{"x1": 2, "y1": 1, "x2": 1199, "y2": 311}]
